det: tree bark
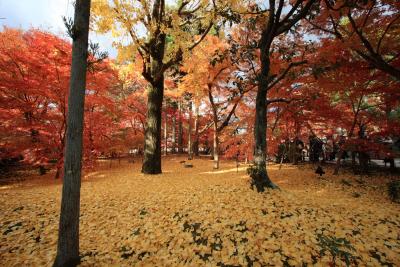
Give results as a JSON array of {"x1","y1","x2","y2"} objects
[
  {"x1": 252, "y1": 52, "x2": 278, "y2": 191},
  {"x1": 53, "y1": 0, "x2": 91, "y2": 266},
  {"x1": 142, "y1": 77, "x2": 164, "y2": 174},
  {"x1": 254, "y1": 88, "x2": 267, "y2": 169},
  {"x1": 140, "y1": 0, "x2": 168, "y2": 174},
  {"x1": 213, "y1": 121, "x2": 219, "y2": 169}
]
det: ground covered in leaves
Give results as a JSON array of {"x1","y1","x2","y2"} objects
[{"x1": 1, "y1": 157, "x2": 399, "y2": 266}]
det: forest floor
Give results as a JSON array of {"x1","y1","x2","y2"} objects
[{"x1": 1, "y1": 156, "x2": 399, "y2": 266}]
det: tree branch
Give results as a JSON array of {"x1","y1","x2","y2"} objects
[
  {"x1": 267, "y1": 60, "x2": 307, "y2": 90},
  {"x1": 266, "y1": 98, "x2": 292, "y2": 105},
  {"x1": 276, "y1": 0, "x2": 316, "y2": 35}
]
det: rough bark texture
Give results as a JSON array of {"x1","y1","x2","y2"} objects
[
  {"x1": 142, "y1": 78, "x2": 164, "y2": 174},
  {"x1": 53, "y1": 0, "x2": 91, "y2": 266},
  {"x1": 140, "y1": 0, "x2": 168, "y2": 174},
  {"x1": 254, "y1": 87, "x2": 268, "y2": 170},
  {"x1": 252, "y1": 49, "x2": 277, "y2": 191}
]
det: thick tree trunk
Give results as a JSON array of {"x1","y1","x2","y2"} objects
[
  {"x1": 171, "y1": 116, "x2": 176, "y2": 153},
  {"x1": 213, "y1": 122, "x2": 219, "y2": 169},
  {"x1": 187, "y1": 101, "x2": 193, "y2": 160},
  {"x1": 254, "y1": 89, "x2": 267, "y2": 169},
  {"x1": 53, "y1": 1, "x2": 91, "y2": 266},
  {"x1": 177, "y1": 101, "x2": 183, "y2": 153},
  {"x1": 142, "y1": 78, "x2": 164, "y2": 174},
  {"x1": 193, "y1": 102, "x2": 200, "y2": 156},
  {"x1": 252, "y1": 54, "x2": 277, "y2": 191}
]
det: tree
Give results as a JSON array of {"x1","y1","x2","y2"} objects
[
  {"x1": 54, "y1": 0, "x2": 91, "y2": 266},
  {"x1": 241, "y1": 0, "x2": 317, "y2": 191},
  {"x1": 0, "y1": 27, "x2": 118, "y2": 178},
  {"x1": 0, "y1": 29, "x2": 71, "y2": 174},
  {"x1": 92, "y1": 0, "x2": 216, "y2": 174},
  {"x1": 181, "y1": 36, "x2": 245, "y2": 168},
  {"x1": 309, "y1": 0, "x2": 400, "y2": 80},
  {"x1": 308, "y1": 37, "x2": 399, "y2": 174}
]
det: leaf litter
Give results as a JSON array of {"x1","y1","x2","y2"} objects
[{"x1": 0, "y1": 158, "x2": 399, "y2": 266}]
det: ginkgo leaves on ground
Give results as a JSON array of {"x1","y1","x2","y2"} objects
[{"x1": 1, "y1": 158, "x2": 399, "y2": 266}]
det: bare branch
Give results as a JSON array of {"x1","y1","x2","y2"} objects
[
  {"x1": 276, "y1": 0, "x2": 316, "y2": 35},
  {"x1": 188, "y1": 21, "x2": 213, "y2": 51},
  {"x1": 266, "y1": 98, "x2": 292, "y2": 105},
  {"x1": 267, "y1": 60, "x2": 307, "y2": 90}
]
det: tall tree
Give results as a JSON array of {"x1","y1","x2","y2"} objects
[
  {"x1": 92, "y1": 0, "x2": 215, "y2": 174},
  {"x1": 251, "y1": 0, "x2": 317, "y2": 191},
  {"x1": 54, "y1": 0, "x2": 91, "y2": 266}
]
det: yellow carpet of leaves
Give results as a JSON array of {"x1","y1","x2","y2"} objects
[{"x1": 1, "y1": 157, "x2": 399, "y2": 266}]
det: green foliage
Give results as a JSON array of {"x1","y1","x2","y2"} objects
[
  {"x1": 317, "y1": 234, "x2": 356, "y2": 266},
  {"x1": 388, "y1": 180, "x2": 400, "y2": 203}
]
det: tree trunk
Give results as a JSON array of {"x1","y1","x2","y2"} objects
[
  {"x1": 142, "y1": 77, "x2": 164, "y2": 174},
  {"x1": 187, "y1": 101, "x2": 193, "y2": 160},
  {"x1": 333, "y1": 114, "x2": 358, "y2": 175},
  {"x1": 178, "y1": 100, "x2": 183, "y2": 153},
  {"x1": 254, "y1": 89, "x2": 267, "y2": 170},
  {"x1": 252, "y1": 52, "x2": 278, "y2": 191},
  {"x1": 53, "y1": 1, "x2": 91, "y2": 266},
  {"x1": 193, "y1": 102, "x2": 200, "y2": 156},
  {"x1": 359, "y1": 151, "x2": 369, "y2": 173},
  {"x1": 171, "y1": 115, "x2": 176, "y2": 153},
  {"x1": 213, "y1": 121, "x2": 219, "y2": 169}
]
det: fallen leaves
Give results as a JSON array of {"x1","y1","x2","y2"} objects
[{"x1": 0, "y1": 158, "x2": 399, "y2": 266}]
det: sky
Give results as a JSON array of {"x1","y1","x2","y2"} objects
[{"x1": 0, "y1": 0, "x2": 117, "y2": 57}]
